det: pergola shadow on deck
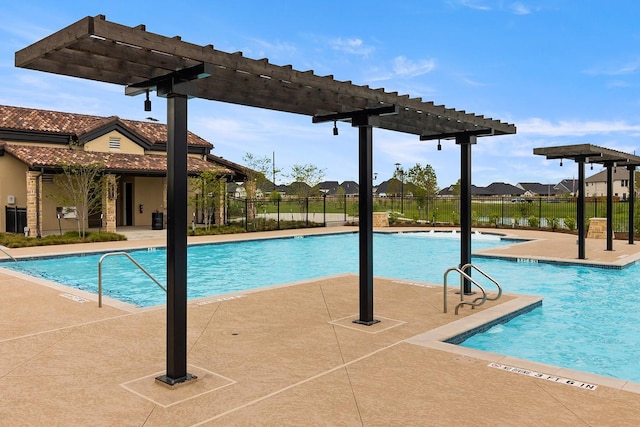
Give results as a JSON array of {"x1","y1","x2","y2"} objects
[
  {"x1": 534, "y1": 144, "x2": 640, "y2": 259},
  {"x1": 15, "y1": 14, "x2": 515, "y2": 384}
]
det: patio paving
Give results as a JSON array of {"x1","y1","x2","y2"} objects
[{"x1": 1, "y1": 226, "x2": 639, "y2": 425}]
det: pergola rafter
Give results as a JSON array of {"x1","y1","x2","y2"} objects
[
  {"x1": 16, "y1": 15, "x2": 514, "y2": 139},
  {"x1": 16, "y1": 14, "x2": 516, "y2": 386}
]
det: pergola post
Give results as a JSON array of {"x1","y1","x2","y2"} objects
[
  {"x1": 606, "y1": 164, "x2": 614, "y2": 251},
  {"x1": 352, "y1": 115, "x2": 379, "y2": 326},
  {"x1": 457, "y1": 134, "x2": 476, "y2": 294},
  {"x1": 155, "y1": 93, "x2": 195, "y2": 386},
  {"x1": 577, "y1": 160, "x2": 586, "y2": 259},
  {"x1": 628, "y1": 166, "x2": 635, "y2": 245}
]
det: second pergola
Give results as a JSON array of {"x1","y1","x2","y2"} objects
[{"x1": 534, "y1": 143, "x2": 640, "y2": 259}]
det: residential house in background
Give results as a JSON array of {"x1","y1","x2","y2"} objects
[
  {"x1": 437, "y1": 184, "x2": 491, "y2": 197},
  {"x1": 0, "y1": 105, "x2": 246, "y2": 236},
  {"x1": 484, "y1": 182, "x2": 525, "y2": 198},
  {"x1": 555, "y1": 179, "x2": 578, "y2": 196},
  {"x1": 585, "y1": 169, "x2": 637, "y2": 200},
  {"x1": 517, "y1": 182, "x2": 560, "y2": 198}
]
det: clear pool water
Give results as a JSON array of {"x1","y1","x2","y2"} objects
[
  {"x1": 460, "y1": 257, "x2": 640, "y2": 383},
  {"x1": 2, "y1": 231, "x2": 639, "y2": 383},
  {"x1": 2, "y1": 231, "x2": 505, "y2": 308}
]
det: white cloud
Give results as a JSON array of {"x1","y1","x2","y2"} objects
[
  {"x1": 329, "y1": 37, "x2": 374, "y2": 56},
  {"x1": 518, "y1": 118, "x2": 640, "y2": 136},
  {"x1": 247, "y1": 38, "x2": 297, "y2": 60},
  {"x1": 392, "y1": 56, "x2": 436, "y2": 77},
  {"x1": 458, "y1": 0, "x2": 491, "y2": 11},
  {"x1": 585, "y1": 59, "x2": 640, "y2": 76},
  {"x1": 510, "y1": 2, "x2": 532, "y2": 15}
]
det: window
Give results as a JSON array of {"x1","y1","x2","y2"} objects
[{"x1": 109, "y1": 137, "x2": 121, "y2": 151}]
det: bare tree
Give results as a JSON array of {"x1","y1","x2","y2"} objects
[
  {"x1": 287, "y1": 163, "x2": 326, "y2": 198},
  {"x1": 189, "y1": 168, "x2": 226, "y2": 230},
  {"x1": 49, "y1": 162, "x2": 105, "y2": 237},
  {"x1": 242, "y1": 152, "x2": 277, "y2": 198}
]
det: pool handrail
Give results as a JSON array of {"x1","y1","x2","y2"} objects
[
  {"x1": 0, "y1": 246, "x2": 17, "y2": 262},
  {"x1": 461, "y1": 263, "x2": 502, "y2": 304},
  {"x1": 443, "y1": 263, "x2": 502, "y2": 314},
  {"x1": 98, "y1": 251, "x2": 166, "y2": 308}
]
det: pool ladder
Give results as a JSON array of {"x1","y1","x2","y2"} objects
[
  {"x1": 443, "y1": 263, "x2": 502, "y2": 315},
  {"x1": 97, "y1": 251, "x2": 166, "y2": 307}
]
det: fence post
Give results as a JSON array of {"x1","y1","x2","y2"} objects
[
  {"x1": 306, "y1": 197, "x2": 309, "y2": 226},
  {"x1": 323, "y1": 195, "x2": 326, "y2": 226},
  {"x1": 344, "y1": 195, "x2": 347, "y2": 221},
  {"x1": 277, "y1": 198, "x2": 280, "y2": 229}
]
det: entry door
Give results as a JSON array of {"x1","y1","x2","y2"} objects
[{"x1": 125, "y1": 182, "x2": 133, "y2": 226}]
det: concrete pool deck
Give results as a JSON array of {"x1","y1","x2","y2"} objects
[{"x1": 1, "y1": 226, "x2": 640, "y2": 425}]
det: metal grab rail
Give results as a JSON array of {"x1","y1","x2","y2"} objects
[
  {"x1": 0, "y1": 247, "x2": 17, "y2": 262},
  {"x1": 460, "y1": 263, "x2": 502, "y2": 305},
  {"x1": 98, "y1": 251, "x2": 166, "y2": 307},
  {"x1": 443, "y1": 263, "x2": 502, "y2": 315}
]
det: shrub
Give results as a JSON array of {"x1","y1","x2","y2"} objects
[
  {"x1": 0, "y1": 231, "x2": 126, "y2": 248},
  {"x1": 527, "y1": 216, "x2": 539, "y2": 228},
  {"x1": 564, "y1": 217, "x2": 576, "y2": 231}
]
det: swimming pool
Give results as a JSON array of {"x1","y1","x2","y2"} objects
[
  {"x1": 2, "y1": 231, "x2": 638, "y2": 383},
  {"x1": 1, "y1": 231, "x2": 505, "y2": 307}
]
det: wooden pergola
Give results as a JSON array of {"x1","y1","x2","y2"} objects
[
  {"x1": 16, "y1": 15, "x2": 516, "y2": 385},
  {"x1": 534, "y1": 144, "x2": 640, "y2": 258}
]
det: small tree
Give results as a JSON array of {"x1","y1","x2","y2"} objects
[
  {"x1": 189, "y1": 168, "x2": 226, "y2": 230},
  {"x1": 287, "y1": 163, "x2": 326, "y2": 199},
  {"x1": 406, "y1": 163, "x2": 438, "y2": 197},
  {"x1": 49, "y1": 162, "x2": 105, "y2": 237},
  {"x1": 242, "y1": 152, "x2": 274, "y2": 198}
]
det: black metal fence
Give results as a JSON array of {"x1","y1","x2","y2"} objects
[{"x1": 224, "y1": 195, "x2": 640, "y2": 234}]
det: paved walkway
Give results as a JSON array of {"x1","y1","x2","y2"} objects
[{"x1": 1, "y1": 226, "x2": 640, "y2": 425}]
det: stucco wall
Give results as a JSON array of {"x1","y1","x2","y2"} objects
[
  {"x1": 84, "y1": 130, "x2": 145, "y2": 155},
  {"x1": 0, "y1": 154, "x2": 28, "y2": 233}
]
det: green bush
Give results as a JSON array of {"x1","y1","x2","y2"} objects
[
  {"x1": 527, "y1": 216, "x2": 540, "y2": 228},
  {"x1": 564, "y1": 217, "x2": 576, "y2": 231},
  {"x1": 0, "y1": 231, "x2": 126, "y2": 248}
]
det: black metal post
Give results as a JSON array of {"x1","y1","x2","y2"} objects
[
  {"x1": 323, "y1": 194, "x2": 326, "y2": 226},
  {"x1": 606, "y1": 164, "x2": 614, "y2": 251},
  {"x1": 156, "y1": 94, "x2": 195, "y2": 386},
  {"x1": 629, "y1": 166, "x2": 636, "y2": 244},
  {"x1": 577, "y1": 160, "x2": 586, "y2": 259},
  {"x1": 457, "y1": 134, "x2": 475, "y2": 294},
  {"x1": 277, "y1": 198, "x2": 281, "y2": 230},
  {"x1": 353, "y1": 122, "x2": 378, "y2": 325}
]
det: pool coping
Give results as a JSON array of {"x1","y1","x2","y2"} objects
[{"x1": 406, "y1": 293, "x2": 640, "y2": 395}]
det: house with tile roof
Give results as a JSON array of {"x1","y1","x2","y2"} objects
[{"x1": 0, "y1": 105, "x2": 246, "y2": 235}]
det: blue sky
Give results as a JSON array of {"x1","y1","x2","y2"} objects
[{"x1": 2, "y1": 1, "x2": 640, "y2": 188}]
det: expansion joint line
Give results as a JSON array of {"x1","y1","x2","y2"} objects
[{"x1": 191, "y1": 318, "x2": 404, "y2": 425}]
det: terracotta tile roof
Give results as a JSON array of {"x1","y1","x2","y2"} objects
[
  {"x1": 4, "y1": 144, "x2": 230, "y2": 174},
  {"x1": 0, "y1": 105, "x2": 211, "y2": 148}
]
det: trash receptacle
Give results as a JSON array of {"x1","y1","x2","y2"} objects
[{"x1": 151, "y1": 212, "x2": 163, "y2": 230}]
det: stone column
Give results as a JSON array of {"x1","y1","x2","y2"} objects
[
  {"x1": 102, "y1": 174, "x2": 117, "y2": 233},
  {"x1": 216, "y1": 178, "x2": 226, "y2": 226},
  {"x1": 25, "y1": 171, "x2": 41, "y2": 237},
  {"x1": 246, "y1": 179, "x2": 257, "y2": 220}
]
